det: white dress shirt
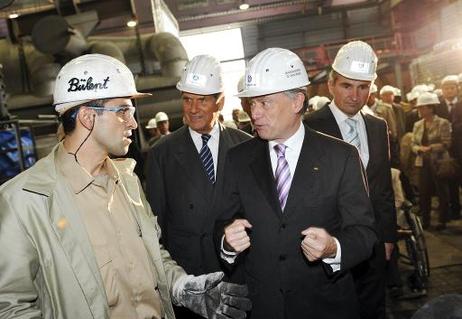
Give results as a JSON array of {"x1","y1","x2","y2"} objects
[
  {"x1": 329, "y1": 102, "x2": 370, "y2": 168},
  {"x1": 189, "y1": 121, "x2": 220, "y2": 177},
  {"x1": 445, "y1": 97, "x2": 458, "y2": 113},
  {"x1": 221, "y1": 120, "x2": 341, "y2": 271}
]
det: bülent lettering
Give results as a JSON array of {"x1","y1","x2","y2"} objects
[{"x1": 67, "y1": 76, "x2": 110, "y2": 92}]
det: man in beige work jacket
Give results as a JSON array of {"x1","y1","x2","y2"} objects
[{"x1": 0, "y1": 54, "x2": 251, "y2": 319}]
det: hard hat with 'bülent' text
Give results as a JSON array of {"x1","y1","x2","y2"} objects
[
  {"x1": 53, "y1": 54, "x2": 151, "y2": 114},
  {"x1": 332, "y1": 41, "x2": 378, "y2": 82},
  {"x1": 236, "y1": 47, "x2": 310, "y2": 98},
  {"x1": 176, "y1": 55, "x2": 224, "y2": 95}
]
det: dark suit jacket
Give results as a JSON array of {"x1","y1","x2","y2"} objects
[
  {"x1": 437, "y1": 99, "x2": 462, "y2": 163},
  {"x1": 217, "y1": 124, "x2": 377, "y2": 319},
  {"x1": 145, "y1": 123, "x2": 250, "y2": 275},
  {"x1": 305, "y1": 106, "x2": 397, "y2": 243}
]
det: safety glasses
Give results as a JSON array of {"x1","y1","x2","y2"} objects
[{"x1": 87, "y1": 105, "x2": 136, "y2": 121}]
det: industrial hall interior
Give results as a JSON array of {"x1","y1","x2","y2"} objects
[{"x1": 2, "y1": 0, "x2": 462, "y2": 318}]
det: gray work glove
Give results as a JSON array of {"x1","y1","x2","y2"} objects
[{"x1": 173, "y1": 271, "x2": 252, "y2": 319}]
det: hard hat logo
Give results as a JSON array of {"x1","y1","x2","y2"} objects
[
  {"x1": 186, "y1": 73, "x2": 207, "y2": 87},
  {"x1": 350, "y1": 61, "x2": 370, "y2": 74},
  {"x1": 285, "y1": 67, "x2": 302, "y2": 78},
  {"x1": 67, "y1": 76, "x2": 110, "y2": 93}
]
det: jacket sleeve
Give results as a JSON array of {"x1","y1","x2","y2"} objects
[
  {"x1": 138, "y1": 177, "x2": 187, "y2": 294},
  {"x1": 376, "y1": 125, "x2": 398, "y2": 243},
  {"x1": 213, "y1": 150, "x2": 246, "y2": 270},
  {"x1": 145, "y1": 147, "x2": 169, "y2": 244},
  {"x1": 0, "y1": 193, "x2": 42, "y2": 318},
  {"x1": 429, "y1": 119, "x2": 451, "y2": 153},
  {"x1": 411, "y1": 122, "x2": 422, "y2": 154},
  {"x1": 335, "y1": 147, "x2": 378, "y2": 270}
]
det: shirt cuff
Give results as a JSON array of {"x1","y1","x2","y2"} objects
[
  {"x1": 220, "y1": 235, "x2": 238, "y2": 264},
  {"x1": 322, "y1": 237, "x2": 341, "y2": 272}
]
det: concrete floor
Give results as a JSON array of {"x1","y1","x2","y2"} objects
[{"x1": 387, "y1": 218, "x2": 462, "y2": 318}]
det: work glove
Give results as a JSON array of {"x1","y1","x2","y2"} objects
[{"x1": 173, "y1": 271, "x2": 252, "y2": 319}]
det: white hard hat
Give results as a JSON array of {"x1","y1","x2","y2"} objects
[
  {"x1": 411, "y1": 84, "x2": 433, "y2": 95},
  {"x1": 237, "y1": 48, "x2": 310, "y2": 98},
  {"x1": 155, "y1": 111, "x2": 169, "y2": 122},
  {"x1": 406, "y1": 91, "x2": 419, "y2": 102},
  {"x1": 380, "y1": 85, "x2": 395, "y2": 96},
  {"x1": 145, "y1": 118, "x2": 157, "y2": 129},
  {"x1": 308, "y1": 95, "x2": 330, "y2": 111},
  {"x1": 237, "y1": 75, "x2": 245, "y2": 93},
  {"x1": 416, "y1": 92, "x2": 439, "y2": 107},
  {"x1": 332, "y1": 41, "x2": 377, "y2": 81},
  {"x1": 176, "y1": 55, "x2": 223, "y2": 95},
  {"x1": 394, "y1": 88, "x2": 401, "y2": 97},
  {"x1": 370, "y1": 84, "x2": 378, "y2": 94},
  {"x1": 53, "y1": 54, "x2": 150, "y2": 114},
  {"x1": 441, "y1": 75, "x2": 459, "y2": 85}
]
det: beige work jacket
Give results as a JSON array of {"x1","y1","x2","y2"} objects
[{"x1": 0, "y1": 144, "x2": 186, "y2": 319}]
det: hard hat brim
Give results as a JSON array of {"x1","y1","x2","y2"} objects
[
  {"x1": 332, "y1": 68, "x2": 377, "y2": 82},
  {"x1": 176, "y1": 82, "x2": 223, "y2": 95},
  {"x1": 54, "y1": 91, "x2": 152, "y2": 114},
  {"x1": 235, "y1": 82, "x2": 310, "y2": 98}
]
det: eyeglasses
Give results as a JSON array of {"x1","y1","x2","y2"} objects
[{"x1": 87, "y1": 105, "x2": 136, "y2": 121}]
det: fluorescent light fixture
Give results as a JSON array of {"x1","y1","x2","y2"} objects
[
  {"x1": 127, "y1": 20, "x2": 137, "y2": 28},
  {"x1": 9, "y1": 13, "x2": 19, "y2": 19},
  {"x1": 239, "y1": 3, "x2": 250, "y2": 10}
]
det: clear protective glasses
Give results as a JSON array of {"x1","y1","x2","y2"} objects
[{"x1": 87, "y1": 105, "x2": 136, "y2": 121}]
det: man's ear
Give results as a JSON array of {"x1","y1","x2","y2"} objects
[
  {"x1": 327, "y1": 79, "x2": 335, "y2": 97},
  {"x1": 216, "y1": 94, "x2": 225, "y2": 111},
  {"x1": 293, "y1": 92, "x2": 305, "y2": 114},
  {"x1": 77, "y1": 106, "x2": 96, "y2": 130}
]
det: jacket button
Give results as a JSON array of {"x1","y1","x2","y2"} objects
[
  {"x1": 279, "y1": 255, "x2": 286, "y2": 261},
  {"x1": 281, "y1": 223, "x2": 286, "y2": 229},
  {"x1": 189, "y1": 204, "x2": 194, "y2": 209}
]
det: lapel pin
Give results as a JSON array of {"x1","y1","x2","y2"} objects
[{"x1": 313, "y1": 166, "x2": 319, "y2": 171}]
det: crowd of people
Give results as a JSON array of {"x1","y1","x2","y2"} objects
[
  {"x1": 307, "y1": 74, "x2": 462, "y2": 231},
  {"x1": 1, "y1": 37, "x2": 461, "y2": 319}
]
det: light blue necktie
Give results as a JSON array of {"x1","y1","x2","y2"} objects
[
  {"x1": 345, "y1": 118, "x2": 360, "y2": 150},
  {"x1": 200, "y1": 134, "x2": 215, "y2": 183}
]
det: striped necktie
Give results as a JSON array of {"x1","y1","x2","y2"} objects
[
  {"x1": 345, "y1": 118, "x2": 360, "y2": 150},
  {"x1": 200, "y1": 134, "x2": 215, "y2": 183},
  {"x1": 274, "y1": 144, "x2": 291, "y2": 210}
]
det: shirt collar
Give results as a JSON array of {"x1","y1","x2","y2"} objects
[
  {"x1": 329, "y1": 100, "x2": 363, "y2": 123},
  {"x1": 56, "y1": 143, "x2": 119, "y2": 194},
  {"x1": 188, "y1": 120, "x2": 220, "y2": 141},
  {"x1": 268, "y1": 120, "x2": 304, "y2": 151},
  {"x1": 446, "y1": 97, "x2": 458, "y2": 105}
]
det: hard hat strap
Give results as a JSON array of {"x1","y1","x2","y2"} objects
[{"x1": 67, "y1": 113, "x2": 96, "y2": 165}]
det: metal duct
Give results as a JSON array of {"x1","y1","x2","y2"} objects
[
  {"x1": 88, "y1": 41, "x2": 126, "y2": 63},
  {"x1": 31, "y1": 15, "x2": 89, "y2": 56},
  {"x1": 146, "y1": 32, "x2": 188, "y2": 77}
]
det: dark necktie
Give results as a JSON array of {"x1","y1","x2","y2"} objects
[
  {"x1": 200, "y1": 134, "x2": 215, "y2": 183},
  {"x1": 274, "y1": 144, "x2": 291, "y2": 210}
]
